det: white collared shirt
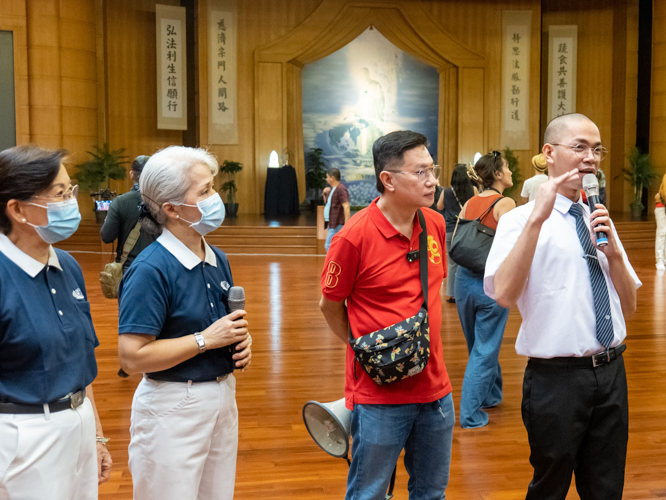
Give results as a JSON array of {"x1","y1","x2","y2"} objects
[
  {"x1": 484, "y1": 194, "x2": 642, "y2": 358},
  {"x1": 0, "y1": 233, "x2": 62, "y2": 277}
]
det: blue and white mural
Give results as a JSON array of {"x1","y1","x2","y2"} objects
[{"x1": 302, "y1": 28, "x2": 439, "y2": 206}]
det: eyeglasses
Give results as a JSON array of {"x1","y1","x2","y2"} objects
[
  {"x1": 550, "y1": 144, "x2": 608, "y2": 161},
  {"x1": 387, "y1": 165, "x2": 441, "y2": 183},
  {"x1": 33, "y1": 185, "x2": 79, "y2": 202}
]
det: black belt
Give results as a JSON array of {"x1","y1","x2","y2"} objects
[
  {"x1": 528, "y1": 344, "x2": 626, "y2": 369},
  {"x1": 0, "y1": 389, "x2": 86, "y2": 414}
]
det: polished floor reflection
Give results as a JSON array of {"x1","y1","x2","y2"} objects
[{"x1": 74, "y1": 247, "x2": 666, "y2": 500}]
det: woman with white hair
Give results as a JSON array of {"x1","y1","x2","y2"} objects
[{"x1": 118, "y1": 146, "x2": 252, "y2": 500}]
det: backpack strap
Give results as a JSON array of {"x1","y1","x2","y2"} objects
[
  {"x1": 417, "y1": 209, "x2": 428, "y2": 310},
  {"x1": 119, "y1": 221, "x2": 142, "y2": 266}
]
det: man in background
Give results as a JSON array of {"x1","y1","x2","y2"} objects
[
  {"x1": 101, "y1": 155, "x2": 157, "y2": 378},
  {"x1": 101, "y1": 155, "x2": 156, "y2": 274},
  {"x1": 322, "y1": 168, "x2": 350, "y2": 252},
  {"x1": 521, "y1": 153, "x2": 548, "y2": 204}
]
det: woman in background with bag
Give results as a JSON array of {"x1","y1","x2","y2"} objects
[
  {"x1": 438, "y1": 163, "x2": 476, "y2": 302},
  {"x1": 453, "y1": 151, "x2": 515, "y2": 428}
]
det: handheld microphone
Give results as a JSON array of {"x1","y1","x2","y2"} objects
[
  {"x1": 582, "y1": 174, "x2": 608, "y2": 247},
  {"x1": 227, "y1": 286, "x2": 245, "y2": 370}
]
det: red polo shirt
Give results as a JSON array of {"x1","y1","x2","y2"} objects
[{"x1": 321, "y1": 198, "x2": 452, "y2": 409}]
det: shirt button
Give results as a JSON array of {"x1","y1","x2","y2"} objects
[
  {"x1": 58, "y1": 310, "x2": 63, "y2": 316},
  {"x1": 51, "y1": 289, "x2": 56, "y2": 294},
  {"x1": 207, "y1": 284, "x2": 211, "y2": 289},
  {"x1": 210, "y1": 303, "x2": 214, "y2": 308}
]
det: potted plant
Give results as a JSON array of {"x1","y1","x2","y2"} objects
[
  {"x1": 306, "y1": 147, "x2": 328, "y2": 211},
  {"x1": 72, "y1": 144, "x2": 128, "y2": 223},
  {"x1": 219, "y1": 160, "x2": 243, "y2": 217},
  {"x1": 624, "y1": 147, "x2": 659, "y2": 219},
  {"x1": 503, "y1": 147, "x2": 523, "y2": 198}
]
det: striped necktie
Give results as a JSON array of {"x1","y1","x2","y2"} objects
[{"x1": 568, "y1": 202, "x2": 614, "y2": 349}]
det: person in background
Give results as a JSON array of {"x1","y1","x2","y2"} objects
[
  {"x1": 454, "y1": 151, "x2": 515, "y2": 428},
  {"x1": 322, "y1": 168, "x2": 350, "y2": 252},
  {"x1": 320, "y1": 131, "x2": 455, "y2": 500},
  {"x1": 485, "y1": 113, "x2": 640, "y2": 499},
  {"x1": 118, "y1": 146, "x2": 252, "y2": 500},
  {"x1": 100, "y1": 155, "x2": 157, "y2": 274},
  {"x1": 0, "y1": 145, "x2": 112, "y2": 499},
  {"x1": 655, "y1": 172, "x2": 666, "y2": 271},
  {"x1": 438, "y1": 163, "x2": 476, "y2": 302},
  {"x1": 521, "y1": 153, "x2": 548, "y2": 204}
]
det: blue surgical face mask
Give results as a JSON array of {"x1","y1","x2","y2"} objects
[
  {"x1": 177, "y1": 192, "x2": 225, "y2": 236},
  {"x1": 26, "y1": 198, "x2": 82, "y2": 244}
]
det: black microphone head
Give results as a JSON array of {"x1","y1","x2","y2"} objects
[
  {"x1": 582, "y1": 173, "x2": 599, "y2": 197},
  {"x1": 228, "y1": 286, "x2": 245, "y2": 311}
]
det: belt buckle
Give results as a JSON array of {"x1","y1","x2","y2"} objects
[
  {"x1": 592, "y1": 350, "x2": 611, "y2": 368},
  {"x1": 70, "y1": 391, "x2": 84, "y2": 409}
]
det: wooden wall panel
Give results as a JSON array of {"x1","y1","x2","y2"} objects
[
  {"x1": 105, "y1": 0, "x2": 182, "y2": 201},
  {"x1": 459, "y1": 67, "x2": 485, "y2": 165},
  {"x1": 651, "y1": 1, "x2": 666, "y2": 203}
]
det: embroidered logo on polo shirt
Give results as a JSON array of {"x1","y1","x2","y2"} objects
[
  {"x1": 72, "y1": 288, "x2": 84, "y2": 300},
  {"x1": 427, "y1": 236, "x2": 441, "y2": 264},
  {"x1": 325, "y1": 261, "x2": 342, "y2": 288},
  {"x1": 221, "y1": 281, "x2": 230, "y2": 291}
]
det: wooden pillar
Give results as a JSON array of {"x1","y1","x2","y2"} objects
[{"x1": 26, "y1": 0, "x2": 63, "y2": 148}]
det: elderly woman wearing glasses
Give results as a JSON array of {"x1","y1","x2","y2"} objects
[
  {"x1": 452, "y1": 151, "x2": 516, "y2": 428},
  {"x1": 118, "y1": 146, "x2": 252, "y2": 500},
  {"x1": 0, "y1": 145, "x2": 112, "y2": 499}
]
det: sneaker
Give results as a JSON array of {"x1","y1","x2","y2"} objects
[{"x1": 657, "y1": 262, "x2": 666, "y2": 271}]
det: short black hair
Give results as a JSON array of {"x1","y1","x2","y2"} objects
[
  {"x1": 0, "y1": 145, "x2": 66, "y2": 234},
  {"x1": 132, "y1": 155, "x2": 150, "y2": 181},
  {"x1": 328, "y1": 168, "x2": 341, "y2": 181},
  {"x1": 372, "y1": 130, "x2": 429, "y2": 193}
]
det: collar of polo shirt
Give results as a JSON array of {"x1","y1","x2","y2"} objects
[
  {"x1": 0, "y1": 233, "x2": 62, "y2": 277},
  {"x1": 157, "y1": 228, "x2": 217, "y2": 270}
]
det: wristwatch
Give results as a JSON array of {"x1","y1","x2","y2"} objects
[{"x1": 193, "y1": 332, "x2": 206, "y2": 352}]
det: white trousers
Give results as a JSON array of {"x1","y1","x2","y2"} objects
[
  {"x1": 656, "y1": 206, "x2": 666, "y2": 264},
  {"x1": 129, "y1": 375, "x2": 239, "y2": 500},
  {"x1": 0, "y1": 398, "x2": 97, "y2": 500}
]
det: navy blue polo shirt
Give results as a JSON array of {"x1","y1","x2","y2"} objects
[
  {"x1": 118, "y1": 229, "x2": 235, "y2": 382},
  {"x1": 0, "y1": 234, "x2": 98, "y2": 404}
]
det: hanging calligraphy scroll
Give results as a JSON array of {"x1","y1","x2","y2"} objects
[
  {"x1": 208, "y1": 0, "x2": 238, "y2": 144},
  {"x1": 547, "y1": 26, "x2": 578, "y2": 122},
  {"x1": 501, "y1": 11, "x2": 531, "y2": 151},
  {"x1": 156, "y1": 5, "x2": 187, "y2": 130}
]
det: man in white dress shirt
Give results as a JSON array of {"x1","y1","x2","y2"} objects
[{"x1": 484, "y1": 113, "x2": 641, "y2": 500}]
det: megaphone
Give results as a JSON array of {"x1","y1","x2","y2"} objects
[{"x1": 302, "y1": 398, "x2": 352, "y2": 462}]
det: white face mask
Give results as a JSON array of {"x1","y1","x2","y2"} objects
[{"x1": 176, "y1": 192, "x2": 225, "y2": 235}]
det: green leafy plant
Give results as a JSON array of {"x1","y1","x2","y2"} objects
[
  {"x1": 624, "y1": 147, "x2": 659, "y2": 211},
  {"x1": 219, "y1": 160, "x2": 243, "y2": 205},
  {"x1": 503, "y1": 147, "x2": 522, "y2": 197},
  {"x1": 305, "y1": 147, "x2": 328, "y2": 201},
  {"x1": 72, "y1": 144, "x2": 128, "y2": 198}
]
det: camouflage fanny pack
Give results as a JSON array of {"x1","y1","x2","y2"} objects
[{"x1": 349, "y1": 210, "x2": 430, "y2": 386}]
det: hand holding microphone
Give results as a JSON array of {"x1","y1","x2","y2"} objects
[
  {"x1": 582, "y1": 174, "x2": 608, "y2": 247},
  {"x1": 200, "y1": 285, "x2": 248, "y2": 351},
  {"x1": 228, "y1": 286, "x2": 252, "y2": 371}
]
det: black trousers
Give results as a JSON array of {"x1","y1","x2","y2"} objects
[{"x1": 521, "y1": 354, "x2": 628, "y2": 500}]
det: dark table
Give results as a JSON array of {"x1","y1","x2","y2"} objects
[{"x1": 264, "y1": 165, "x2": 300, "y2": 216}]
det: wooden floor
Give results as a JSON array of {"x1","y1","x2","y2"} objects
[{"x1": 74, "y1": 245, "x2": 666, "y2": 500}]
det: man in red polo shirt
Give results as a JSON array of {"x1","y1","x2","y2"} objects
[{"x1": 320, "y1": 130, "x2": 454, "y2": 500}]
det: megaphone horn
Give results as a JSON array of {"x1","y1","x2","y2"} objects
[{"x1": 302, "y1": 398, "x2": 352, "y2": 462}]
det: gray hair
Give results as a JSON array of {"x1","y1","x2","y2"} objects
[{"x1": 139, "y1": 146, "x2": 218, "y2": 233}]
